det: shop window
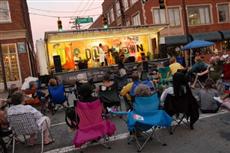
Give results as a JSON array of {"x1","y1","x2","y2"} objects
[
  {"x1": 187, "y1": 5, "x2": 211, "y2": 25},
  {"x1": 123, "y1": 0, "x2": 129, "y2": 11},
  {"x1": 116, "y1": 1, "x2": 121, "y2": 17},
  {"x1": 1, "y1": 44, "x2": 20, "y2": 82},
  {"x1": 132, "y1": 13, "x2": 141, "y2": 25},
  {"x1": 168, "y1": 7, "x2": 181, "y2": 27},
  {"x1": 110, "y1": 8, "x2": 115, "y2": 22},
  {"x1": 153, "y1": 8, "x2": 166, "y2": 24},
  {"x1": 0, "y1": 0, "x2": 11, "y2": 23},
  {"x1": 217, "y1": 4, "x2": 230, "y2": 23}
]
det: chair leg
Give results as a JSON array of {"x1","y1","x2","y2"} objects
[
  {"x1": 41, "y1": 128, "x2": 44, "y2": 153},
  {"x1": 0, "y1": 137, "x2": 7, "y2": 153},
  {"x1": 12, "y1": 137, "x2": 15, "y2": 153}
]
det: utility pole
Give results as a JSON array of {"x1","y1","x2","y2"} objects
[
  {"x1": 118, "y1": 0, "x2": 126, "y2": 26},
  {"x1": 181, "y1": 0, "x2": 189, "y2": 42},
  {"x1": 0, "y1": 43, "x2": 7, "y2": 90}
]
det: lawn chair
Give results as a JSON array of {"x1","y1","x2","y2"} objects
[
  {"x1": 0, "y1": 128, "x2": 13, "y2": 153},
  {"x1": 164, "y1": 72, "x2": 199, "y2": 133},
  {"x1": 98, "y1": 83, "x2": 121, "y2": 112},
  {"x1": 73, "y1": 99, "x2": 116, "y2": 151},
  {"x1": 110, "y1": 93, "x2": 172, "y2": 152},
  {"x1": 7, "y1": 113, "x2": 52, "y2": 153},
  {"x1": 48, "y1": 84, "x2": 68, "y2": 114}
]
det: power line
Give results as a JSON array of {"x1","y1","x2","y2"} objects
[
  {"x1": 29, "y1": 6, "x2": 101, "y2": 13},
  {"x1": 76, "y1": 0, "x2": 96, "y2": 16},
  {"x1": 29, "y1": 12, "x2": 101, "y2": 18}
]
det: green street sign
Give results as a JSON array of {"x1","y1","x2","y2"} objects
[{"x1": 75, "y1": 17, "x2": 93, "y2": 24}]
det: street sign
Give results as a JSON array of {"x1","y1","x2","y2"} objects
[{"x1": 75, "y1": 17, "x2": 93, "y2": 24}]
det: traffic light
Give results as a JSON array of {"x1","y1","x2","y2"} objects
[
  {"x1": 103, "y1": 15, "x2": 108, "y2": 29},
  {"x1": 142, "y1": 0, "x2": 148, "y2": 4},
  {"x1": 159, "y1": 0, "x2": 165, "y2": 9},
  {"x1": 57, "y1": 17, "x2": 62, "y2": 31}
]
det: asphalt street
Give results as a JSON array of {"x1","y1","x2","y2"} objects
[{"x1": 1, "y1": 91, "x2": 230, "y2": 153}]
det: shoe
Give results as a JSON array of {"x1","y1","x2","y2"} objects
[{"x1": 213, "y1": 96, "x2": 223, "y2": 103}]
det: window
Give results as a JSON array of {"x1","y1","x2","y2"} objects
[
  {"x1": 0, "y1": 0, "x2": 11, "y2": 23},
  {"x1": 123, "y1": 0, "x2": 129, "y2": 11},
  {"x1": 217, "y1": 4, "x2": 230, "y2": 23},
  {"x1": 132, "y1": 13, "x2": 141, "y2": 25},
  {"x1": 110, "y1": 8, "x2": 115, "y2": 22},
  {"x1": 131, "y1": 0, "x2": 138, "y2": 6},
  {"x1": 1, "y1": 44, "x2": 20, "y2": 82},
  {"x1": 168, "y1": 7, "x2": 181, "y2": 26},
  {"x1": 187, "y1": 5, "x2": 211, "y2": 25},
  {"x1": 153, "y1": 8, "x2": 166, "y2": 24},
  {"x1": 116, "y1": 1, "x2": 121, "y2": 17}
]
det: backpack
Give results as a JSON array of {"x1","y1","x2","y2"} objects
[{"x1": 65, "y1": 106, "x2": 78, "y2": 129}]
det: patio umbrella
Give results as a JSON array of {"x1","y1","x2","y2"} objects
[
  {"x1": 181, "y1": 40, "x2": 215, "y2": 66},
  {"x1": 182, "y1": 40, "x2": 214, "y2": 50}
]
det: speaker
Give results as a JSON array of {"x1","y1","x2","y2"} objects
[{"x1": 53, "y1": 55, "x2": 62, "y2": 72}]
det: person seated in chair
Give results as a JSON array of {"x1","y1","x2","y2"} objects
[
  {"x1": 78, "y1": 83, "x2": 97, "y2": 103},
  {"x1": 134, "y1": 84, "x2": 152, "y2": 97},
  {"x1": 169, "y1": 57, "x2": 185, "y2": 75},
  {"x1": 7, "y1": 91, "x2": 53, "y2": 145},
  {"x1": 196, "y1": 79, "x2": 220, "y2": 113},
  {"x1": 189, "y1": 56, "x2": 209, "y2": 87},
  {"x1": 48, "y1": 78, "x2": 68, "y2": 108},
  {"x1": 120, "y1": 71, "x2": 140, "y2": 110}
]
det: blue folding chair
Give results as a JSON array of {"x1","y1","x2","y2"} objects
[
  {"x1": 48, "y1": 84, "x2": 68, "y2": 114},
  {"x1": 110, "y1": 93, "x2": 172, "y2": 152}
]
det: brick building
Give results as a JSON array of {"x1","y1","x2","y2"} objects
[
  {"x1": 0, "y1": 0, "x2": 36, "y2": 90},
  {"x1": 90, "y1": 0, "x2": 230, "y2": 57}
]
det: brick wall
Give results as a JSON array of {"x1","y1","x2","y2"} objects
[
  {"x1": 95, "y1": 0, "x2": 230, "y2": 36},
  {"x1": 0, "y1": 0, "x2": 25, "y2": 30}
]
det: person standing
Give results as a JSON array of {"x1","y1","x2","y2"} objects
[{"x1": 99, "y1": 43, "x2": 106, "y2": 66}]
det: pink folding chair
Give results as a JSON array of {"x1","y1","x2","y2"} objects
[{"x1": 73, "y1": 99, "x2": 116, "y2": 151}]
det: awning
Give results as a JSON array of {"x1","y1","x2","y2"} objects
[
  {"x1": 221, "y1": 30, "x2": 230, "y2": 40},
  {"x1": 164, "y1": 35, "x2": 189, "y2": 45},
  {"x1": 192, "y1": 31, "x2": 222, "y2": 41}
]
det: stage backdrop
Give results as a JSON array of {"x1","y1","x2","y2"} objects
[{"x1": 47, "y1": 34, "x2": 150, "y2": 70}]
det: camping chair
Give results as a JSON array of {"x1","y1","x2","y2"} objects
[
  {"x1": 73, "y1": 99, "x2": 116, "y2": 151},
  {"x1": 7, "y1": 113, "x2": 52, "y2": 153},
  {"x1": 110, "y1": 93, "x2": 172, "y2": 152},
  {"x1": 164, "y1": 72, "x2": 199, "y2": 133},
  {"x1": 98, "y1": 84, "x2": 121, "y2": 112},
  {"x1": 158, "y1": 67, "x2": 172, "y2": 86},
  {"x1": 0, "y1": 128, "x2": 13, "y2": 153},
  {"x1": 48, "y1": 84, "x2": 68, "y2": 114}
]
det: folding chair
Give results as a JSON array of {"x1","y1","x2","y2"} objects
[
  {"x1": 48, "y1": 84, "x2": 68, "y2": 114},
  {"x1": 7, "y1": 113, "x2": 52, "y2": 153},
  {"x1": 0, "y1": 128, "x2": 13, "y2": 153},
  {"x1": 110, "y1": 93, "x2": 172, "y2": 152},
  {"x1": 98, "y1": 84, "x2": 121, "y2": 112},
  {"x1": 73, "y1": 99, "x2": 116, "y2": 151}
]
